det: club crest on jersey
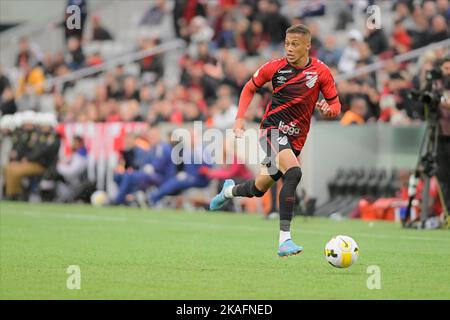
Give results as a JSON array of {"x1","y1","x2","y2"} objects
[
  {"x1": 306, "y1": 74, "x2": 318, "y2": 88},
  {"x1": 278, "y1": 120, "x2": 300, "y2": 136}
]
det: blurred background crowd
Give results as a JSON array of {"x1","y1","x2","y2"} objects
[{"x1": 0, "y1": 0, "x2": 449, "y2": 219}]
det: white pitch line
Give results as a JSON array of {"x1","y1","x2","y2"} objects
[{"x1": 3, "y1": 209, "x2": 450, "y2": 243}]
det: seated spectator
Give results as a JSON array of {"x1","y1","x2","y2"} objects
[
  {"x1": 40, "y1": 135, "x2": 88, "y2": 202},
  {"x1": 114, "y1": 128, "x2": 175, "y2": 205},
  {"x1": 318, "y1": 35, "x2": 342, "y2": 69},
  {"x1": 340, "y1": 97, "x2": 368, "y2": 125},
  {"x1": 0, "y1": 115, "x2": 16, "y2": 178},
  {"x1": 147, "y1": 129, "x2": 212, "y2": 206},
  {"x1": 66, "y1": 36, "x2": 86, "y2": 70},
  {"x1": 298, "y1": 0, "x2": 325, "y2": 18},
  {"x1": 364, "y1": 26, "x2": 389, "y2": 56},
  {"x1": 429, "y1": 15, "x2": 449, "y2": 43},
  {"x1": 238, "y1": 19, "x2": 269, "y2": 57},
  {"x1": 16, "y1": 61, "x2": 46, "y2": 98},
  {"x1": 1, "y1": 87, "x2": 17, "y2": 115},
  {"x1": 207, "y1": 85, "x2": 238, "y2": 129},
  {"x1": 338, "y1": 30, "x2": 362, "y2": 74},
  {"x1": 0, "y1": 66, "x2": 10, "y2": 98},
  {"x1": 119, "y1": 100, "x2": 143, "y2": 122},
  {"x1": 378, "y1": 94, "x2": 411, "y2": 125},
  {"x1": 389, "y1": 19, "x2": 412, "y2": 56},
  {"x1": 202, "y1": 142, "x2": 253, "y2": 211},
  {"x1": 215, "y1": 14, "x2": 237, "y2": 49},
  {"x1": 138, "y1": 37, "x2": 164, "y2": 81},
  {"x1": 91, "y1": 15, "x2": 113, "y2": 41},
  {"x1": 86, "y1": 51, "x2": 104, "y2": 67},
  {"x1": 16, "y1": 37, "x2": 37, "y2": 68},
  {"x1": 139, "y1": 0, "x2": 167, "y2": 26},
  {"x1": 120, "y1": 76, "x2": 140, "y2": 102},
  {"x1": 4, "y1": 113, "x2": 60, "y2": 200},
  {"x1": 437, "y1": 0, "x2": 450, "y2": 21}
]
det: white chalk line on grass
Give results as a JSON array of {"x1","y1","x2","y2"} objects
[{"x1": 2, "y1": 209, "x2": 450, "y2": 243}]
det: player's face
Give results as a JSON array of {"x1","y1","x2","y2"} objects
[{"x1": 284, "y1": 33, "x2": 311, "y2": 66}]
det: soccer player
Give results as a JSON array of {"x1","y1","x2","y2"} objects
[{"x1": 209, "y1": 24, "x2": 341, "y2": 257}]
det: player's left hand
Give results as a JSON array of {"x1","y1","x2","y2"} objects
[{"x1": 316, "y1": 99, "x2": 333, "y2": 118}]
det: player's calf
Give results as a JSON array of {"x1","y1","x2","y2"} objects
[{"x1": 278, "y1": 167, "x2": 302, "y2": 245}]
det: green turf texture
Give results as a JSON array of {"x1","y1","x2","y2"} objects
[{"x1": 1, "y1": 201, "x2": 449, "y2": 299}]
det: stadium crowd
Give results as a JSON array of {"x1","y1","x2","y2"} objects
[{"x1": 0, "y1": 0, "x2": 449, "y2": 209}]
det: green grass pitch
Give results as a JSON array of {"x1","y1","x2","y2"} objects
[{"x1": 1, "y1": 201, "x2": 449, "y2": 299}]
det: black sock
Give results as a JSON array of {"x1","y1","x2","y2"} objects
[
  {"x1": 279, "y1": 167, "x2": 302, "y2": 231},
  {"x1": 232, "y1": 180, "x2": 265, "y2": 198}
]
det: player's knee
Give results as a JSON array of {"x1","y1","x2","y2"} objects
[
  {"x1": 283, "y1": 167, "x2": 302, "y2": 185},
  {"x1": 251, "y1": 183, "x2": 266, "y2": 197}
]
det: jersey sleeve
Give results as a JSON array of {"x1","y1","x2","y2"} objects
[
  {"x1": 319, "y1": 64, "x2": 338, "y2": 101},
  {"x1": 251, "y1": 59, "x2": 279, "y2": 88}
]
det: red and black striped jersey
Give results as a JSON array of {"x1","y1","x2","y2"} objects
[{"x1": 252, "y1": 57, "x2": 338, "y2": 151}]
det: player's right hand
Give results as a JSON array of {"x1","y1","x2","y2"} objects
[{"x1": 233, "y1": 118, "x2": 245, "y2": 138}]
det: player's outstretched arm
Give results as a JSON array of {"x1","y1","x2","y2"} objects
[
  {"x1": 316, "y1": 96, "x2": 341, "y2": 118},
  {"x1": 234, "y1": 80, "x2": 258, "y2": 137}
]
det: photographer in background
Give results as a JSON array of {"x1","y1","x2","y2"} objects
[{"x1": 437, "y1": 55, "x2": 450, "y2": 221}]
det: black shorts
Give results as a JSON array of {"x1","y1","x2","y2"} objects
[{"x1": 259, "y1": 129, "x2": 301, "y2": 180}]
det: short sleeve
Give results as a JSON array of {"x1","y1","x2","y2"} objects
[
  {"x1": 252, "y1": 59, "x2": 279, "y2": 88},
  {"x1": 320, "y1": 65, "x2": 338, "y2": 101}
]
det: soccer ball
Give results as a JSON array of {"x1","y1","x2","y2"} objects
[
  {"x1": 324, "y1": 235, "x2": 359, "y2": 268},
  {"x1": 90, "y1": 190, "x2": 108, "y2": 207}
]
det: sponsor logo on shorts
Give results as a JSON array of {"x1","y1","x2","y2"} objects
[{"x1": 278, "y1": 121, "x2": 300, "y2": 136}]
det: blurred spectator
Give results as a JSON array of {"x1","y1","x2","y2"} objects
[
  {"x1": 66, "y1": 36, "x2": 86, "y2": 70},
  {"x1": 0, "y1": 87, "x2": 17, "y2": 115},
  {"x1": 16, "y1": 37, "x2": 37, "y2": 68},
  {"x1": 16, "y1": 61, "x2": 46, "y2": 98},
  {"x1": 298, "y1": 0, "x2": 325, "y2": 18},
  {"x1": 120, "y1": 100, "x2": 143, "y2": 122},
  {"x1": 389, "y1": 19, "x2": 412, "y2": 55},
  {"x1": 140, "y1": 0, "x2": 168, "y2": 26},
  {"x1": 364, "y1": 26, "x2": 389, "y2": 56},
  {"x1": 437, "y1": 0, "x2": 450, "y2": 20},
  {"x1": 53, "y1": 63, "x2": 74, "y2": 93},
  {"x1": 215, "y1": 14, "x2": 237, "y2": 49},
  {"x1": 422, "y1": 0, "x2": 438, "y2": 21},
  {"x1": 429, "y1": 15, "x2": 449, "y2": 43},
  {"x1": 120, "y1": 76, "x2": 140, "y2": 102},
  {"x1": 181, "y1": 101, "x2": 203, "y2": 122},
  {"x1": 173, "y1": 0, "x2": 207, "y2": 39},
  {"x1": 138, "y1": 37, "x2": 164, "y2": 81},
  {"x1": 265, "y1": 0, "x2": 290, "y2": 51},
  {"x1": 340, "y1": 97, "x2": 368, "y2": 125},
  {"x1": 91, "y1": 15, "x2": 113, "y2": 41},
  {"x1": 147, "y1": 129, "x2": 212, "y2": 206},
  {"x1": 114, "y1": 127, "x2": 176, "y2": 206},
  {"x1": 4, "y1": 113, "x2": 60, "y2": 200},
  {"x1": 318, "y1": 35, "x2": 342, "y2": 68},
  {"x1": 0, "y1": 66, "x2": 10, "y2": 98},
  {"x1": 208, "y1": 84, "x2": 237, "y2": 129},
  {"x1": 238, "y1": 19, "x2": 269, "y2": 56},
  {"x1": 86, "y1": 51, "x2": 104, "y2": 67},
  {"x1": 378, "y1": 94, "x2": 411, "y2": 124},
  {"x1": 338, "y1": 30, "x2": 363, "y2": 73},
  {"x1": 42, "y1": 135, "x2": 88, "y2": 202},
  {"x1": 335, "y1": 0, "x2": 354, "y2": 30},
  {"x1": 306, "y1": 21, "x2": 323, "y2": 58},
  {"x1": 203, "y1": 142, "x2": 254, "y2": 211},
  {"x1": 187, "y1": 16, "x2": 215, "y2": 59}
]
